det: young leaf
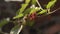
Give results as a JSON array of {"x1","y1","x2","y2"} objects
[
  {"x1": 13, "y1": 4, "x2": 30, "y2": 19},
  {"x1": 13, "y1": 14, "x2": 23, "y2": 19},
  {"x1": 38, "y1": 9, "x2": 47, "y2": 15},
  {"x1": 14, "y1": 0, "x2": 31, "y2": 19},
  {"x1": 18, "y1": 0, "x2": 31, "y2": 14},
  {"x1": 23, "y1": 8, "x2": 32, "y2": 15},
  {"x1": 46, "y1": 0, "x2": 57, "y2": 9},
  {"x1": 0, "y1": 19, "x2": 9, "y2": 28},
  {"x1": 19, "y1": 4, "x2": 28, "y2": 14}
]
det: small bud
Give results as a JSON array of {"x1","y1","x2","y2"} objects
[
  {"x1": 32, "y1": 4, "x2": 35, "y2": 8},
  {"x1": 30, "y1": 4, "x2": 35, "y2": 8}
]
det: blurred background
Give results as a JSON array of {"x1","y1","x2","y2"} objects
[{"x1": 0, "y1": 0, "x2": 60, "y2": 34}]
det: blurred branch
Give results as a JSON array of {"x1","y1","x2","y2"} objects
[
  {"x1": 36, "y1": 0, "x2": 43, "y2": 10},
  {"x1": 47, "y1": 7, "x2": 60, "y2": 15},
  {"x1": 17, "y1": 25, "x2": 23, "y2": 34}
]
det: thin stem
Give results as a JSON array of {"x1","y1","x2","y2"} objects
[
  {"x1": 47, "y1": 9, "x2": 51, "y2": 13},
  {"x1": 36, "y1": 0, "x2": 43, "y2": 10},
  {"x1": 17, "y1": 15, "x2": 27, "y2": 34},
  {"x1": 47, "y1": 7, "x2": 60, "y2": 15},
  {"x1": 17, "y1": 25, "x2": 23, "y2": 34}
]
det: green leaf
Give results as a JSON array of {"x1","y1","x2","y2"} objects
[
  {"x1": 30, "y1": 8, "x2": 35, "y2": 14},
  {"x1": 19, "y1": 4, "x2": 28, "y2": 14},
  {"x1": 13, "y1": 14, "x2": 23, "y2": 19},
  {"x1": 38, "y1": 9, "x2": 47, "y2": 15},
  {"x1": 15, "y1": 0, "x2": 31, "y2": 19},
  {"x1": 17, "y1": 0, "x2": 31, "y2": 15},
  {"x1": 23, "y1": 8, "x2": 32, "y2": 15},
  {"x1": 14, "y1": 4, "x2": 28, "y2": 19},
  {"x1": 16, "y1": 10, "x2": 20, "y2": 15},
  {"x1": 46, "y1": 0, "x2": 57, "y2": 9},
  {"x1": 10, "y1": 25, "x2": 22, "y2": 34},
  {"x1": 25, "y1": 0, "x2": 30, "y2": 4},
  {"x1": 0, "y1": 19, "x2": 9, "y2": 28},
  {"x1": 31, "y1": 0, "x2": 37, "y2": 5}
]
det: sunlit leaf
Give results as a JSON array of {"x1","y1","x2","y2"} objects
[
  {"x1": 17, "y1": 0, "x2": 31, "y2": 15},
  {"x1": 13, "y1": 3, "x2": 30, "y2": 19},
  {"x1": 38, "y1": 9, "x2": 47, "y2": 15},
  {"x1": 0, "y1": 19, "x2": 9, "y2": 28},
  {"x1": 18, "y1": 4, "x2": 28, "y2": 14},
  {"x1": 23, "y1": 8, "x2": 32, "y2": 15},
  {"x1": 46, "y1": 0, "x2": 57, "y2": 9},
  {"x1": 25, "y1": 0, "x2": 30, "y2": 3},
  {"x1": 14, "y1": 0, "x2": 30, "y2": 19},
  {"x1": 13, "y1": 14, "x2": 23, "y2": 19},
  {"x1": 14, "y1": 4, "x2": 28, "y2": 19}
]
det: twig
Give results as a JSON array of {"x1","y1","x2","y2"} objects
[
  {"x1": 17, "y1": 15, "x2": 27, "y2": 34},
  {"x1": 47, "y1": 7, "x2": 60, "y2": 15},
  {"x1": 36, "y1": 0, "x2": 43, "y2": 10},
  {"x1": 17, "y1": 25, "x2": 23, "y2": 34}
]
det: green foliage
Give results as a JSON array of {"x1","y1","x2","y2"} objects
[
  {"x1": 0, "y1": 0, "x2": 57, "y2": 34},
  {"x1": 11, "y1": 0, "x2": 57, "y2": 34},
  {"x1": 38, "y1": 9, "x2": 47, "y2": 15},
  {"x1": 31, "y1": 0, "x2": 37, "y2": 5},
  {"x1": 14, "y1": 4, "x2": 28, "y2": 19},
  {"x1": 13, "y1": 0, "x2": 57, "y2": 26},
  {"x1": 38, "y1": 0, "x2": 57, "y2": 15},
  {"x1": 13, "y1": 13, "x2": 23, "y2": 19},
  {"x1": 14, "y1": 0, "x2": 31, "y2": 19},
  {"x1": 0, "y1": 19, "x2": 9, "y2": 28},
  {"x1": 25, "y1": 0, "x2": 30, "y2": 3},
  {"x1": 19, "y1": 4, "x2": 28, "y2": 14},
  {"x1": 18, "y1": 0, "x2": 31, "y2": 14},
  {"x1": 46, "y1": 0, "x2": 57, "y2": 9},
  {"x1": 23, "y1": 8, "x2": 32, "y2": 15},
  {"x1": 29, "y1": 8, "x2": 35, "y2": 14}
]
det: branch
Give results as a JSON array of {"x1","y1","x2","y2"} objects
[
  {"x1": 47, "y1": 7, "x2": 60, "y2": 15},
  {"x1": 17, "y1": 15, "x2": 27, "y2": 34},
  {"x1": 17, "y1": 25, "x2": 23, "y2": 34},
  {"x1": 36, "y1": 0, "x2": 43, "y2": 10}
]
